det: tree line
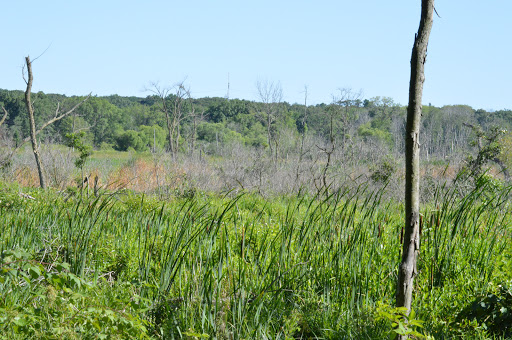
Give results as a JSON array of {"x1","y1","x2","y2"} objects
[{"x1": 1, "y1": 87, "x2": 510, "y2": 162}]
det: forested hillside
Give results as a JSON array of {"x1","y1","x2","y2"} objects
[
  {"x1": 1, "y1": 88, "x2": 511, "y2": 159},
  {"x1": 2, "y1": 87, "x2": 511, "y2": 197}
]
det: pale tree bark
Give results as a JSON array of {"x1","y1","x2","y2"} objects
[
  {"x1": 0, "y1": 106, "x2": 7, "y2": 127},
  {"x1": 294, "y1": 85, "x2": 308, "y2": 190},
  {"x1": 23, "y1": 97, "x2": 91, "y2": 143},
  {"x1": 316, "y1": 88, "x2": 360, "y2": 195},
  {"x1": 24, "y1": 56, "x2": 47, "y2": 188},
  {"x1": 256, "y1": 80, "x2": 283, "y2": 162},
  {"x1": 171, "y1": 83, "x2": 190, "y2": 158},
  {"x1": 23, "y1": 56, "x2": 91, "y2": 189},
  {"x1": 0, "y1": 107, "x2": 10, "y2": 168},
  {"x1": 149, "y1": 81, "x2": 190, "y2": 159},
  {"x1": 396, "y1": 0, "x2": 434, "y2": 334},
  {"x1": 190, "y1": 105, "x2": 205, "y2": 156},
  {"x1": 149, "y1": 84, "x2": 173, "y2": 154}
]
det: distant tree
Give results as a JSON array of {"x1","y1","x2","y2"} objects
[
  {"x1": 149, "y1": 81, "x2": 191, "y2": 158},
  {"x1": 317, "y1": 98, "x2": 339, "y2": 193},
  {"x1": 79, "y1": 97, "x2": 123, "y2": 146},
  {"x1": 294, "y1": 86, "x2": 309, "y2": 189},
  {"x1": 196, "y1": 122, "x2": 243, "y2": 145},
  {"x1": 334, "y1": 88, "x2": 362, "y2": 155},
  {"x1": 65, "y1": 131, "x2": 93, "y2": 195},
  {"x1": 189, "y1": 104, "x2": 205, "y2": 155},
  {"x1": 256, "y1": 79, "x2": 283, "y2": 161},
  {"x1": 115, "y1": 130, "x2": 147, "y2": 152},
  {"x1": 396, "y1": 1, "x2": 434, "y2": 337},
  {"x1": 317, "y1": 88, "x2": 361, "y2": 193},
  {"x1": 205, "y1": 100, "x2": 230, "y2": 123},
  {"x1": 0, "y1": 106, "x2": 7, "y2": 128},
  {"x1": 139, "y1": 125, "x2": 166, "y2": 152},
  {"x1": 462, "y1": 123, "x2": 509, "y2": 180}
]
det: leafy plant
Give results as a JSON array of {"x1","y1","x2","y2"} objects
[
  {"x1": 455, "y1": 282, "x2": 512, "y2": 338},
  {"x1": 0, "y1": 177, "x2": 510, "y2": 338},
  {"x1": 65, "y1": 131, "x2": 93, "y2": 170},
  {"x1": 376, "y1": 301, "x2": 430, "y2": 339},
  {"x1": 461, "y1": 124, "x2": 507, "y2": 181},
  {"x1": 0, "y1": 249, "x2": 150, "y2": 339},
  {"x1": 370, "y1": 156, "x2": 397, "y2": 183}
]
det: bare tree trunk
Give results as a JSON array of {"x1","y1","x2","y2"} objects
[
  {"x1": 267, "y1": 112, "x2": 273, "y2": 156},
  {"x1": 396, "y1": 0, "x2": 434, "y2": 333},
  {"x1": 24, "y1": 56, "x2": 47, "y2": 189},
  {"x1": 164, "y1": 106, "x2": 174, "y2": 154},
  {"x1": 0, "y1": 106, "x2": 8, "y2": 128},
  {"x1": 256, "y1": 80, "x2": 282, "y2": 161},
  {"x1": 294, "y1": 86, "x2": 308, "y2": 190}
]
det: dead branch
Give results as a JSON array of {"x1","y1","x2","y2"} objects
[
  {"x1": 22, "y1": 93, "x2": 92, "y2": 143},
  {"x1": 0, "y1": 106, "x2": 7, "y2": 128}
]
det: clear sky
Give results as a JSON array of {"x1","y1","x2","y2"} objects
[{"x1": 1, "y1": 1, "x2": 510, "y2": 110}]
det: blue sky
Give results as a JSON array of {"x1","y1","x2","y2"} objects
[{"x1": 1, "y1": 1, "x2": 510, "y2": 110}]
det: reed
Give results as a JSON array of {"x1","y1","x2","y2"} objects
[{"x1": 0, "y1": 176, "x2": 510, "y2": 338}]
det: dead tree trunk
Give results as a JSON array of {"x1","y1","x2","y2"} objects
[
  {"x1": 396, "y1": 0, "x2": 434, "y2": 331},
  {"x1": 23, "y1": 56, "x2": 91, "y2": 189},
  {"x1": 24, "y1": 56, "x2": 47, "y2": 189},
  {"x1": 0, "y1": 107, "x2": 8, "y2": 128}
]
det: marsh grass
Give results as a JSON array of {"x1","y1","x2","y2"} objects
[{"x1": 0, "y1": 175, "x2": 511, "y2": 338}]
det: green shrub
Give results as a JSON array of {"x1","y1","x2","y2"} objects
[
  {"x1": 455, "y1": 282, "x2": 512, "y2": 338},
  {"x1": 115, "y1": 130, "x2": 147, "y2": 152},
  {"x1": 0, "y1": 249, "x2": 151, "y2": 339},
  {"x1": 370, "y1": 156, "x2": 397, "y2": 183}
]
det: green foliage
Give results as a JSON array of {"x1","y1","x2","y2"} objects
[
  {"x1": 376, "y1": 301, "x2": 430, "y2": 339},
  {"x1": 138, "y1": 125, "x2": 166, "y2": 151},
  {"x1": 99, "y1": 142, "x2": 115, "y2": 151},
  {"x1": 115, "y1": 130, "x2": 147, "y2": 152},
  {"x1": 0, "y1": 175, "x2": 511, "y2": 339},
  {"x1": 196, "y1": 122, "x2": 243, "y2": 144},
  {"x1": 65, "y1": 131, "x2": 93, "y2": 169},
  {"x1": 2, "y1": 89, "x2": 512, "y2": 160},
  {"x1": 0, "y1": 249, "x2": 150, "y2": 339},
  {"x1": 370, "y1": 156, "x2": 397, "y2": 183},
  {"x1": 464, "y1": 125, "x2": 506, "y2": 178},
  {"x1": 358, "y1": 122, "x2": 393, "y2": 146},
  {"x1": 455, "y1": 282, "x2": 512, "y2": 338},
  {"x1": 239, "y1": 120, "x2": 267, "y2": 147}
]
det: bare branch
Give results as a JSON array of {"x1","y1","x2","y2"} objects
[
  {"x1": 24, "y1": 55, "x2": 46, "y2": 188},
  {"x1": 73, "y1": 125, "x2": 93, "y2": 133},
  {"x1": 54, "y1": 102, "x2": 60, "y2": 118},
  {"x1": 0, "y1": 106, "x2": 8, "y2": 128},
  {"x1": 434, "y1": 6, "x2": 441, "y2": 18},
  {"x1": 23, "y1": 93, "x2": 91, "y2": 143},
  {"x1": 147, "y1": 79, "x2": 191, "y2": 157},
  {"x1": 31, "y1": 43, "x2": 53, "y2": 63},
  {"x1": 22, "y1": 63, "x2": 28, "y2": 85}
]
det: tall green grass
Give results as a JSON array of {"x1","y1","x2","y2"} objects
[{"x1": 0, "y1": 176, "x2": 511, "y2": 338}]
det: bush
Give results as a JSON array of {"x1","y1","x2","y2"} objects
[
  {"x1": 0, "y1": 249, "x2": 151, "y2": 339},
  {"x1": 455, "y1": 282, "x2": 512, "y2": 338},
  {"x1": 370, "y1": 156, "x2": 397, "y2": 183},
  {"x1": 115, "y1": 130, "x2": 147, "y2": 152}
]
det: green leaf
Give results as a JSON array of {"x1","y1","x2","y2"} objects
[
  {"x1": 28, "y1": 265, "x2": 42, "y2": 280},
  {"x1": 55, "y1": 263, "x2": 70, "y2": 272},
  {"x1": 13, "y1": 316, "x2": 28, "y2": 326},
  {"x1": 68, "y1": 273, "x2": 82, "y2": 289}
]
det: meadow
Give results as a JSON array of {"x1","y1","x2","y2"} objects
[{"x1": 1, "y1": 164, "x2": 511, "y2": 339}]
